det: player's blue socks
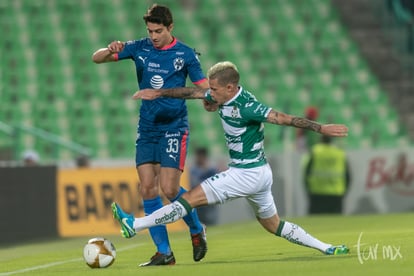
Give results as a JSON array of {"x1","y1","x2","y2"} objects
[
  {"x1": 143, "y1": 196, "x2": 171, "y2": 255},
  {"x1": 170, "y1": 187, "x2": 203, "y2": 234}
]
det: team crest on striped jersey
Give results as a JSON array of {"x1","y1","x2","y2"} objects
[
  {"x1": 221, "y1": 106, "x2": 241, "y2": 119},
  {"x1": 231, "y1": 106, "x2": 240, "y2": 118}
]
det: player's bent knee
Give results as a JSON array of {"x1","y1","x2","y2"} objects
[
  {"x1": 163, "y1": 188, "x2": 180, "y2": 200},
  {"x1": 159, "y1": 182, "x2": 180, "y2": 199},
  {"x1": 181, "y1": 186, "x2": 208, "y2": 208},
  {"x1": 139, "y1": 184, "x2": 159, "y2": 199}
]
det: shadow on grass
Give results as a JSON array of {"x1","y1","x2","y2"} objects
[
  {"x1": 271, "y1": 254, "x2": 354, "y2": 262},
  {"x1": 182, "y1": 253, "x2": 354, "y2": 266}
]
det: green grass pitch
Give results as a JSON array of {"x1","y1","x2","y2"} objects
[{"x1": 0, "y1": 213, "x2": 412, "y2": 276}]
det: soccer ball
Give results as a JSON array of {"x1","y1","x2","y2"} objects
[{"x1": 83, "y1": 237, "x2": 116, "y2": 268}]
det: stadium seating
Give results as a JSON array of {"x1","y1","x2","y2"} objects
[{"x1": 0, "y1": 0, "x2": 411, "y2": 161}]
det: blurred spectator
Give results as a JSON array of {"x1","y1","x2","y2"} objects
[
  {"x1": 304, "y1": 135, "x2": 351, "y2": 214},
  {"x1": 296, "y1": 106, "x2": 320, "y2": 152},
  {"x1": 76, "y1": 154, "x2": 90, "y2": 168},
  {"x1": 190, "y1": 147, "x2": 220, "y2": 225},
  {"x1": 22, "y1": 150, "x2": 40, "y2": 166}
]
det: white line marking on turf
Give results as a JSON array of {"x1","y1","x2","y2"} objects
[
  {"x1": 0, "y1": 259, "x2": 82, "y2": 276},
  {"x1": 0, "y1": 229, "x2": 223, "y2": 275},
  {"x1": 0, "y1": 243, "x2": 142, "y2": 276}
]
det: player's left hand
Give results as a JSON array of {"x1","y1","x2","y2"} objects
[
  {"x1": 132, "y1": 89, "x2": 162, "y2": 100},
  {"x1": 202, "y1": 99, "x2": 219, "y2": 112},
  {"x1": 107, "y1": 40, "x2": 124, "y2": 53},
  {"x1": 320, "y1": 124, "x2": 348, "y2": 137}
]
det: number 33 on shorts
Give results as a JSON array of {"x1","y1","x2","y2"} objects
[{"x1": 161, "y1": 130, "x2": 188, "y2": 170}]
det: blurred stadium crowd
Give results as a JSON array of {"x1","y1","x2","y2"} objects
[{"x1": 0, "y1": 0, "x2": 413, "y2": 164}]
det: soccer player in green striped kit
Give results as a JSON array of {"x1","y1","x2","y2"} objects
[{"x1": 112, "y1": 61, "x2": 350, "y2": 257}]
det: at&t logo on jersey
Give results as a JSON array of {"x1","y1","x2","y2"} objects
[
  {"x1": 150, "y1": 75, "x2": 164, "y2": 89},
  {"x1": 173, "y1": 57, "x2": 185, "y2": 71}
]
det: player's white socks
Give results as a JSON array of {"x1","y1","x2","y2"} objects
[
  {"x1": 276, "y1": 220, "x2": 331, "y2": 252},
  {"x1": 132, "y1": 200, "x2": 331, "y2": 253},
  {"x1": 133, "y1": 199, "x2": 190, "y2": 232}
]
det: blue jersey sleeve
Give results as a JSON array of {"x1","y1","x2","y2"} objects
[
  {"x1": 117, "y1": 40, "x2": 139, "y2": 61},
  {"x1": 186, "y1": 49, "x2": 207, "y2": 84}
]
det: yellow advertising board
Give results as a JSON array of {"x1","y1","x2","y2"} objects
[{"x1": 57, "y1": 167, "x2": 188, "y2": 237}]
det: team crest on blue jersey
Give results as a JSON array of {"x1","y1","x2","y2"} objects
[{"x1": 173, "y1": 57, "x2": 185, "y2": 71}]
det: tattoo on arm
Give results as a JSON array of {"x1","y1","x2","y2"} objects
[
  {"x1": 291, "y1": 117, "x2": 321, "y2": 132},
  {"x1": 266, "y1": 110, "x2": 280, "y2": 124},
  {"x1": 267, "y1": 110, "x2": 322, "y2": 133},
  {"x1": 163, "y1": 87, "x2": 207, "y2": 99}
]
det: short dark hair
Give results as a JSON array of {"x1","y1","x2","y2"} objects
[{"x1": 143, "y1": 4, "x2": 173, "y2": 26}]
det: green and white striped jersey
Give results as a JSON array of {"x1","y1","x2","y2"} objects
[{"x1": 206, "y1": 86, "x2": 272, "y2": 168}]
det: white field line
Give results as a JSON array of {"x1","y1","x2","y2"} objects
[
  {"x1": 0, "y1": 228, "x2": 224, "y2": 275},
  {"x1": 0, "y1": 243, "x2": 142, "y2": 276}
]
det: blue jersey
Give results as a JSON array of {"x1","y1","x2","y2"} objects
[{"x1": 116, "y1": 37, "x2": 206, "y2": 130}]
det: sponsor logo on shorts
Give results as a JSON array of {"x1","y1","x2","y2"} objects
[
  {"x1": 165, "y1": 131, "x2": 180, "y2": 138},
  {"x1": 169, "y1": 154, "x2": 177, "y2": 162}
]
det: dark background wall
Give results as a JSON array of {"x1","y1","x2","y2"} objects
[{"x1": 0, "y1": 166, "x2": 57, "y2": 245}]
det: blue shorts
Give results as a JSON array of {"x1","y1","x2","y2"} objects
[{"x1": 135, "y1": 128, "x2": 189, "y2": 170}]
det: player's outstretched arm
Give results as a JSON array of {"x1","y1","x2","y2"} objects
[
  {"x1": 133, "y1": 87, "x2": 219, "y2": 112},
  {"x1": 92, "y1": 41, "x2": 125, "y2": 63},
  {"x1": 133, "y1": 87, "x2": 209, "y2": 100},
  {"x1": 266, "y1": 109, "x2": 348, "y2": 137}
]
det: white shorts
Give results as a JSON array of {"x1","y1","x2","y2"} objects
[{"x1": 200, "y1": 163, "x2": 277, "y2": 219}]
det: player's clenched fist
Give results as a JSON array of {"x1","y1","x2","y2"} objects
[{"x1": 107, "y1": 40, "x2": 125, "y2": 53}]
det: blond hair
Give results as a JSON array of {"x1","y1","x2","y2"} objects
[{"x1": 207, "y1": 61, "x2": 239, "y2": 86}]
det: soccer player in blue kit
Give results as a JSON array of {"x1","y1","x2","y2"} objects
[{"x1": 92, "y1": 4, "x2": 210, "y2": 266}]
